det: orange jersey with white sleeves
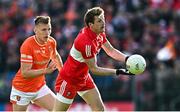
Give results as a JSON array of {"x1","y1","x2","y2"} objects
[{"x1": 12, "y1": 35, "x2": 57, "y2": 92}]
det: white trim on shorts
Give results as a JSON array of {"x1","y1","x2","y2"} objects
[
  {"x1": 56, "y1": 93, "x2": 74, "y2": 104},
  {"x1": 56, "y1": 88, "x2": 93, "y2": 104},
  {"x1": 78, "y1": 85, "x2": 96, "y2": 97},
  {"x1": 77, "y1": 90, "x2": 90, "y2": 97},
  {"x1": 10, "y1": 85, "x2": 54, "y2": 106},
  {"x1": 56, "y1": 80, "x2": 74, "y2": 104}
]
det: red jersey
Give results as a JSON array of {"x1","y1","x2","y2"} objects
[
  {"x1": 12, "y1": 35, "x2": 57, "y2": 92},
  {"x1": 55, "y1": 27, "x2": 107, "y2": 91}
]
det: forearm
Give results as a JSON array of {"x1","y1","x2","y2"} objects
[
  {"x1": 91, "y1": 67, "x2": 135, "y2": 76},
  {"x1": 55, "y1": 53, "x2": 63, "y2": 71},
  {"x1": 22, "y1": 68, "x2": 46, "y2": 78},
  {"x1": 90, "y1": 66, "x2": 116, "y2": 76}
]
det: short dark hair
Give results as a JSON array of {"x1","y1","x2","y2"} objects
[
  {"x1": 84, "y1": 7, "x2": 104, "y2": 27},
  {"x1": 34, "y1": 16, "x2": 51, "y2": 25}
]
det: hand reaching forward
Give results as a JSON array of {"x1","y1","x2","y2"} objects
[
  {"x1": 45, "y1": 60, "x2": 57, "y2": 74},
  {"x1": 116, "y1": 69, "x2": 135, "y2": 76}
]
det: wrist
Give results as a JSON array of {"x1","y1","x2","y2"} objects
[
  {"x1": 43, "y1": 68, "x2": 47, "y2": 74},
  {"x1": 125, "y1": 56, "x2": 129, "y2": 62},
  {"x1": 116, "y1": 69, "x2": 120, "y2": 76}
]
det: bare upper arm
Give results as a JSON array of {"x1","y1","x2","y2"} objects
[{"x1": 102, "y1": 40, "x2": 126, "y2": 62}]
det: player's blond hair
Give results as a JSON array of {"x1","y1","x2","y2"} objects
[
  {"x1": 34, "y1": 16, "x2": 51, "y2": 25},
  {"x1": 84, "y1": 7, "x2": 104, "y2": 27}
]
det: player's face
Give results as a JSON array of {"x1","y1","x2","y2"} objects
[
  {"x1": 34, "y1": 23, "x2": 52, "y2": 43},
  {"x1": 90, "y1": 14, "x2": 105, "y2": 34}
]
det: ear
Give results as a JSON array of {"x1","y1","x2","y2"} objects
[
  {"x1": 89, "y1": 23, "x2": 93, "y2": 27},
  {"x1": 34, "y1": 27, "x2": 37, "y2": 33}
]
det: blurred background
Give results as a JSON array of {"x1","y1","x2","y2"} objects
[{"x1": 1, "y1": 0, "x2": 180, "y2": 111}]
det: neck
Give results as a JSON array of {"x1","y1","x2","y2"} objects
[
  {"x1": 35, "y1": 35, "x2": 45, "y2": 45},
  {"x1": 90, "y1": 27, "x2": 99, "y2": 35}
]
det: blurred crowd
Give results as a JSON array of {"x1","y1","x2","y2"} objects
[{"x1": 1, "y1": 0, "x2": 180, "y2": 111}]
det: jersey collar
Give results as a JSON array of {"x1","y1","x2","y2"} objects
[{"x1": 33, "y1": 35, "x2": 48, "y2": 46}]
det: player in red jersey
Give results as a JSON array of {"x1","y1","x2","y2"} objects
[
  {"x1": 10, "y1": 16, "x2": 63, "y2": 111},
  {"x1": 54, "y1": 7, "x2": 134, "y2": 111}
]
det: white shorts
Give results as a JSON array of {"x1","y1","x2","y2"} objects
[{"x1": 10, "y1": 85, "x2": 55, "y2": 106}]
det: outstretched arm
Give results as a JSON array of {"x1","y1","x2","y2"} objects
[
  {"x1": 102, "y1": 40, "x2": 128, "y2": 62},
  {"x1": 85, "y1": 56, "x2": 116, "y2": 76},
  {"x1": 85, "y1": 56, "x2": 134, "y2": 76},
  {"x1": 100, "y1": 40, "x2": 135, "y2": 75}
]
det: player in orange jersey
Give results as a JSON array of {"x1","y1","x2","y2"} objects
[{"x1": 10, "y1": 16, "x2": 63, "y2": 111}]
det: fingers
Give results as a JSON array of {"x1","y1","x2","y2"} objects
[
  {"x1": 116, "y1": 69, "x2": 135, "y2": 76},
  {"x1": 48, "y1": 61, "x2": 57, "y2": 69},
  {"x1": 46, "y1": 61, "x2": 57, "y2": 74}
]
